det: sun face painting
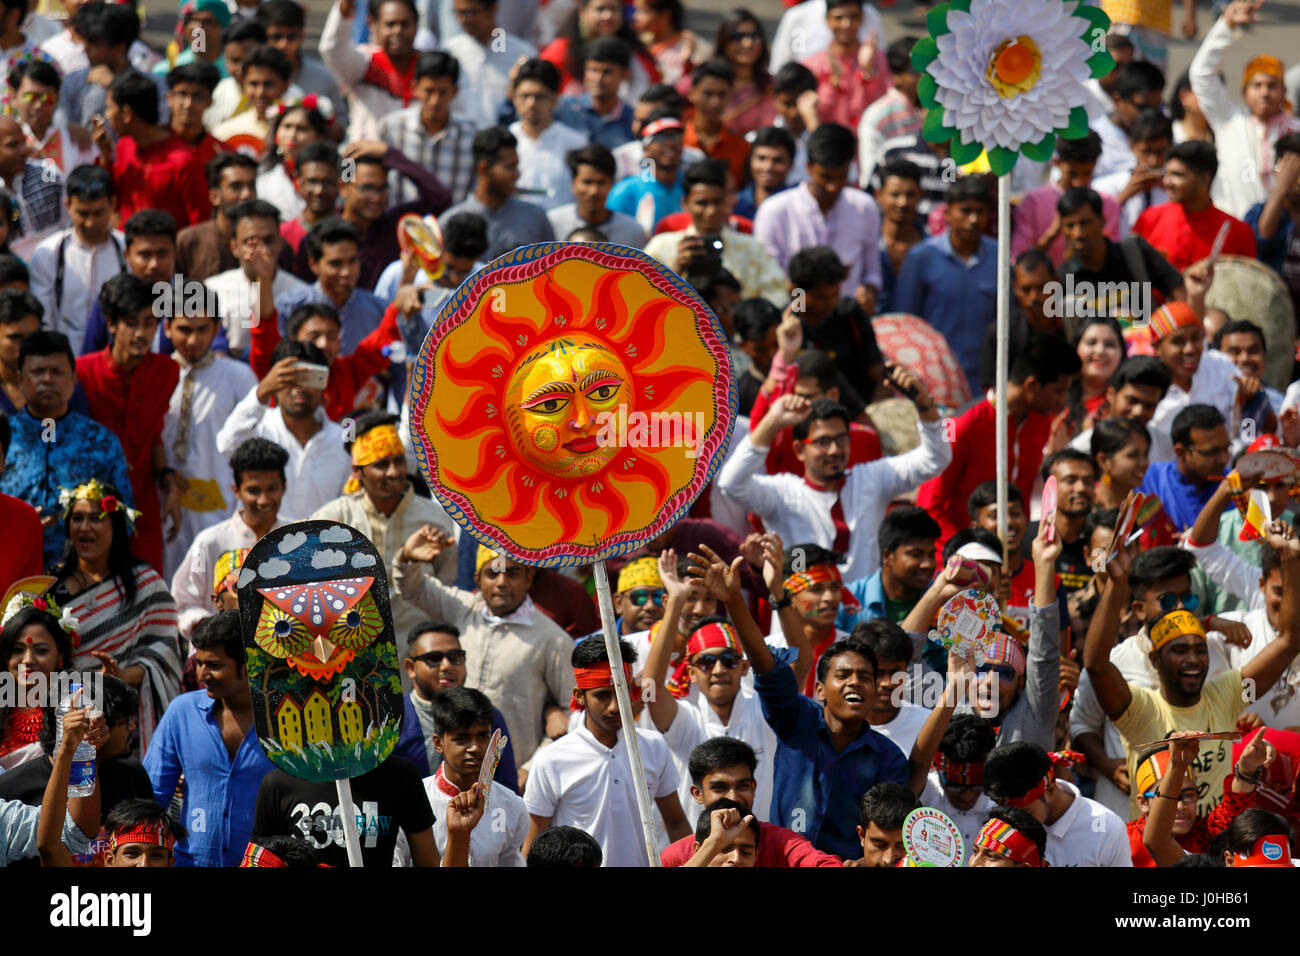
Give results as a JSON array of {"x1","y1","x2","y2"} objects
[{"x1": 409, "y1": 242, "x2": 736, "y2": 567}]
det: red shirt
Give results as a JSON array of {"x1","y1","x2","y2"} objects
[
  {"x1": 1126, "y1": 785, "x2": 1256, "y2": 866},
  {"x1": 0, "y1": 493, "x2": 43, "y2": 586},
  {"x1": 74, "y1": 350, "x2": 180, "y2": 572},
  {"x1": 1002, "y1": 555, "x2": 1038, "y2": 630},
  {"x1": 280, "y1": 219, "x2": 309, "y2": 255},
  {"x1": 683, "y1": 119, "x2": 750, "y2": 187},
  {"x1": 249, "y1": 303, "x2": 402, "y2": 422},
  {"x1": 915, "y1": 399, "x2": 1052, "y2": 553},
  {"x1": 183, "y1": 132, "x2": 228, "y2": 169},
  {"x1": 1132, "y1": 201, "x2": 1257, "y2": 273},
  {"x1": 112, "y1": 132, "x2": 211, "y2": 229},
  {"x1": 660, "y1": 821, "x2": 843, "y2": 867}
]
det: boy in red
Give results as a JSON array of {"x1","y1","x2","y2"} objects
[
  {"x1": 93, "y1": 72, "x2": 210, "y2": 229},
  {"x1": 75, "y1": 274, "x2": 182, "y2": 573},
  {"x1": 916, "y1": 335, "x2": 1080, "y2": 552},
  {"x1": 1133, "y1": 139, "x2": 1256, "y2": 273}
]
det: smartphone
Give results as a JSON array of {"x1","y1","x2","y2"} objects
[
  {"x1": 884, "y1": 363, "x2": 919, "y2": 402},
  {"x1": 688, "y1": 234, "x2": 724, "y2": 278},
  {"x1": 294, "y1": 362, "x2": 329, "y2": 390}
]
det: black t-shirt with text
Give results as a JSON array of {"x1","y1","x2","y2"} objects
[{"x1": 252, "y1": 755, "x2": 435, "y2": 867}]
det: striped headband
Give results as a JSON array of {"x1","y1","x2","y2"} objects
[
  {"x1": 1135, "y1": 747, "x2": 1197, "y2": 798},
  {"x1": 996, "y1": 752, "x2": 1083, "y2": 807},
  {"x1": 240, "y1": 843, "x2": 287, "y2": 867},
  {"x1": 974, "y1": 818, "x2": 1043, "y2": 866},
  {"x1": 642, "y1": 117, "x2": 684, "y2": 141},
  {"x1": 109, "y1": 822, "x2": 175, "y2": 854},
  {"x1": 784, "y1": 564, "x2": 861, "y2": 612},
  {"x1": 1147, "y1": 301, "x2": 1199, "y2": 343},
  {"x1": 983, "y1": 635, "x2": 1026, "y2": 679}
]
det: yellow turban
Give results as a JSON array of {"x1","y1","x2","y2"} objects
[
  {"x1": 1135, "y1": 747, "x2": 1197, "y2": 798},
  {"x1": 212, "y1": 548, "x2": 249, "y2": 597},
  {"x1": 1242, "y1": 55, "x2": 1284, "y2": 89},
  {"x1": 344, "y1": 424, "x2": 405, "y2": 494},
  {"x1": 617, "y1": 556, "x2": 662, "y2": 594},
  {"x1": 476, "y1": 545, "x2": 502, "y2": 575},
  {"x1": 1149, "y1": 609, "x2": 1205, "y2": 652}
]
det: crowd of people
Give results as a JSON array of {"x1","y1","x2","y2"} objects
[{"x1": 1, "y1": 0, "x2": 1300, "y2": 869}]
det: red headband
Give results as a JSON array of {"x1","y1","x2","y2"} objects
[
  {"x1": 666, "y1": 621, "x2": 743, "y2": 697},
  {"x1": 109, "y1": 822, "x2": 175, "y2": 854},
  {"x1": 933, "y1": 752, "x2": 983, "y2": 786},
  {"x1": 974, "y1": 819, "x2": 1044, "y2": 866},
  {"x1": 571, "y1": 662, "x2": 637, "y2": 710},
  {"x1": 784, "y1": 564, "x2": 861, "y2": 613},
  {"x1": 998, "y1": 752, "x2": 1082, "y2": 807},
  {"x1": 1233, "y1": 834, "x2": 1293, "y2": 867}
]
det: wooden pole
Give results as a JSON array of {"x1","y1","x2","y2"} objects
[
  {"x1": 996, "y1": 173, "x2": 1011, "y2": 567},
  {"x1": 335, "y1": 777, "x2": 365, "y2": 867},
  {"x1": 592, "y1": 559, "x2": 661, "y2": 867}
]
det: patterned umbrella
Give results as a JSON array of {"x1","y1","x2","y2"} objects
[{"x1": 871, "y1": 312, "x2": 973, "y2": 411}]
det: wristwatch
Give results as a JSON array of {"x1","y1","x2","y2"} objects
[
  {"x1": 1234, "y1": 763, "x2": 1263, "y2": 786},
  {"x1": 770, "y1": 590, "x2": 792, "y2": 610}
]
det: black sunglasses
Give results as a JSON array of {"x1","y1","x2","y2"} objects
[
  {"x1": 692, "y1": 650, "x2": 742, "y2": 671},
  {"x1": 410, "y1": 649, "x2": 466, "y2": 666},
  {"x1": 1158, "y1": 591, "x2": 1199, "y2": 612}
]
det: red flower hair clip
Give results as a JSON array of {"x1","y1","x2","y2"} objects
[{"x1": 101, "y1": 495, "x2": 120, "y2": 514}]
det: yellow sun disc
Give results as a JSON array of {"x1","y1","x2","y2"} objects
[{"x1": 987, "y1": 35, "x2": 1042, "y2": 98}]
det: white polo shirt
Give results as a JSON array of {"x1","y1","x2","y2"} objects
[
  {"x1": 524, "y1": 722, "x2": 679, "y2": 867},
  {"x1": 660, "y1": 686, "x2": 777, "y2": 829},
  {"x1": 1045, "y1": 780, "x2": 1132, "y2": 867}
]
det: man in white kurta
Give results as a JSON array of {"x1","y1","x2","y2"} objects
[
  {"x1": 161, "y1": 345, "x2": 259, "y2": 578},
  {"x1": 444, "y1": 9, "x2": 537, "y2": 132}
]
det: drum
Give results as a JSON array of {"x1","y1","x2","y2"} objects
[{"x1": 1204, "y1": 255, "x2": 1296, "y2": 391}]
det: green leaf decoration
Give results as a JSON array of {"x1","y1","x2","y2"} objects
[
  {"x1": 1021, "y1": 132, "x2": 1057, "y2": 163},
  {"x1": 1074, "y1": 3, "x2": 1111, "y2": 42},
  {"x1": 1062, "y1": 105, "x2": 1090, "y2": 139},
  {"x1": 987, "y1": 146, "x2": 1018, "y2": 177},
  {"x1": 926, "y1": 4, "x2": 953, "y2": 38},
  {"x1": 922, "y1": 107, "x2": 952, "y2": 144},
  {"x1": 1087, "y1": 49, "x2": 1116, "y2": 80},
  {"x1": 911, "y1": 36, "x2": 940, "y2": 73},
  {"x1": 917, "y1": 72, "x2": 939, "y2": 110},
  {"x1": 950, "y1": 136, "x2": 983, "y2": 166}
]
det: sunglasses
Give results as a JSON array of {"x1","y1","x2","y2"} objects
[
  {"x1": 942, "y1": 778, "x2": 982, "y2": 794},
  {"x1": 1158, "y1": 591, "x2": 1199, "y2": 612},
  {"x1": 1142, "y1": 787, "x2": 1198, "y2": 804},
  {"x1": 729, "y1": 30, "x2": 763, "y2": 41},
  {"x1": 976, "y1": 663, "x2": 1018, "y2": 681},
  {"x1": 410, "y1": 649, "x2": 466, "y2": 667},
  {"x1": 692, "y1": 650, "x2": 742, "y2": 671},
  {"x1": 626, "y1": 589, "x2": 665, "y2": 608},
  {"x1": 20, "y1": 90, "x2": 55, "y2": 105},
  {"x1": 67, "y1": 180, "x2": 111, "y2": 199}
]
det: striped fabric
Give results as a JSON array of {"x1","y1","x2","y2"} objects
[{"x1": 62, "y1": 565, "x2": 182, "y2": 752}]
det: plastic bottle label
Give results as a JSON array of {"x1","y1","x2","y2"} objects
[{"x1": 70, "y1": 760, "x2": 95, "y2": 788}]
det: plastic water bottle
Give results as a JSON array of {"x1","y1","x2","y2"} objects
[{"x1": 55, "y1": 682, "x2": 97, "y2": 797}]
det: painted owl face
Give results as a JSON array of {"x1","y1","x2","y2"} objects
[
  {"x1": 237, "y1": 521, "x2": 402, "y2": 782},
  {"x1": 254, "y1": 577, "x2": 383, "y2": 679}
]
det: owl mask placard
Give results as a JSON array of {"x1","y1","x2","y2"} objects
[{"x1": 236, "y1": 521, "x2": 402, "y2": 782}]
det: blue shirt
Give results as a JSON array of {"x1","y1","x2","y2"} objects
[
  {"x1": 892, "y1": 231, "x2": 998, "y2": 394},
  {"x1": 274, "y1": 283, "x2": 387, "y2": 357},
  {"x1": 606, "y1": 172, "x2": 683, "y2": 231},
  {"x1": 753, "y1": 655, "x2": 910, "y2": 858},
  {"x1": 0, "y1": 408, "x2": 134, "y2": 568},
  {"x1": 734, "y1": 181, "x2": 793, "y2": 220},
  {"x1": 143, "y1": 690, "x2": 276, "y2": 867},
  {"x1": 554, "y1": 95, "x2": 636, "y2": 151},
  {"x1": 1139, "y1": 460, "x2": 1217, "y2": 532},
  {"x1": 836, "y1": 570, "x2": 889, "y2": 632},
  {"x1": 1245, "y1": 202, "x2": 1296, "y2": 283}
]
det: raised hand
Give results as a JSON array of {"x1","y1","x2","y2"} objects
[
  {"x1": 739, "y1": 532, "x2": 765, "y2": 569},
  {"x1": 1236, "y1": 729, "x2": 1271, "y2": 779},
  {"x1": 1166, "y1": 730, "x2": 1202, "y2": 767},
  {"x1": 708, "y1": 805, "x2": 754, "y2": 844},
  {"x1": 445, "y1": 782, "x2": 486, "y2": 836},
  {"x1": 401, "y1": 525, "x2": 453, "y2": 563},
  {"x1": 760, "y1": 532, "x2": 786, "y2": 598},
  {"x1": 657, "y1": 548, "x2": 691, "y2": 601},
  {"x1": 687, "y1": 545, "x2": 743, "y2": 602}
]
